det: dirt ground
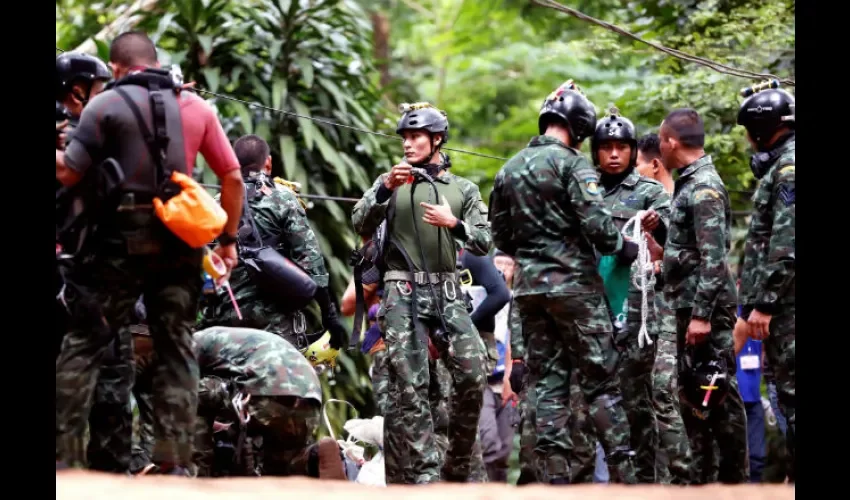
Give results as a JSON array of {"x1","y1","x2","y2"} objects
[{"x1": 56, "y1": 470, "x2": 794, "y2": 500}]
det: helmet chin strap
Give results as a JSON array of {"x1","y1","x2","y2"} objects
[{"x1": 409, "y1": 137, "x2": 447, "y2": 176}]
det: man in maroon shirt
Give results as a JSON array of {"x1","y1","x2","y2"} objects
[{"x1": 55, "y1": 31, "x2": 243, "y2": 475}]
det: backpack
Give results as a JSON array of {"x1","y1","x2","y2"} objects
[{"x1": 236, "y1": 182, "x2": 317, "y2": 312}]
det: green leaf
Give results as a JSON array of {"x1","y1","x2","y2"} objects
[
  {"x1": 317, "y1": 77, "x2": 347, "y2": 115},
  {"x1": 254, "y1": 121, "x2": 271, "y2": 142},
  {"x1": 197, "y1": 34, "x2": 214, "y2": 57},
  {"x1": 93, "y1": 39, "x2": 110, "y2": 62},
  {"x1": 313, "y1": 131, "x2": 349, "y2": 189},
  {"x1": 295, "y1": 57, "x2": 315, "y2": 88},
  {"x1": 279, "y1": 135, "x2": 298, "y2": 180},
  {"x1": 290, "y1": 97, "x2": 316, "y2": 150},
  {"x1": 152, "y1": 11, "x2": 178, "y2": 44},
  {"x1": 268, "y1": 39, "x2": 284, "y2": 62},
  {"x1": 201, "y1": 67, "x2": 220, "y2": 93},
  {"x1": 272, "y1": 78, "x2": 287, "y2": 111},
  {"x1": 229, "y1": 101, "x2": 253, "y2": 135}
]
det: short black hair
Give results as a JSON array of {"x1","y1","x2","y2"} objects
[
  {"x1": 234, "y1": 134, "x2": 271, "y2": 177},
  {"x1": 662, "y1": 108, "x2": 705, "y2": 148},
  {"x1": 637, "y1": 133, "x2": 661, "y2": 160},
  {"x1": 110, "y1": 31, "x2": 158, "y2": 67}
]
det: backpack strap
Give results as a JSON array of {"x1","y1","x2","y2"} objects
[{"x1": 113, "y1": 85, "x2": 171, "y2": 191}]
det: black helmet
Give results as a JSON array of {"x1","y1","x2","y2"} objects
[
  {"x1": 396, "y1": 102, "x2": 449, "y2": 145},
  {"x1": 56, "y1": 52, "x2": 112, "y2": 102},
  {"x1": 737, "y1": 81, "x2": 795, "y2": 151},
  {"x1": 538, "y1": 79, "x2": 597, "y2": 145},
  {"x1": 591, "y1": 106, "x2": 638, "y2": 167},
  {"x1": 678, "y1": 348, "x2": 730, "y2": 421}
]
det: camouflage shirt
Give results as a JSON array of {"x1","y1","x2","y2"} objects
[
  {"x1": 351, "y1": 170, "x2": 492, "y2": 269},
  {"x1": 193, "y1": 326, "x2": 322, "y2": 402},
  {"x1": 489, "y1": 135, "x2": 624, "y2": 296},
  {"x1": 662, "y1": 155, "x2": 737, "y2": 318},
  {"x1": 507, "y1": 297, "x2": 525, "y2": 360},
  {"x1": 739, "y1": 137, "x2": 795, "y2": 314},
  {"x1": 602, "y1": 168, "x2": 672, "y2": 336},
  {"x1": 223, "y1": 175, "x2": 329, "y2": 306}
]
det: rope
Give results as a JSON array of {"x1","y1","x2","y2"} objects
[
  {"x1": 621, "y1": 211, "x2": 655, "y2": 349},
  {"x1": 530, "y1": 0, "x2": 795, "y2": 87}
]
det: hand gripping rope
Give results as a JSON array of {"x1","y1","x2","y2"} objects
[{"x1": 621, "y1": 210, "x2": 655, "y2": 349}]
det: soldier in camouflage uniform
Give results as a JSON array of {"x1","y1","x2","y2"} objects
[
  {"x1": 202, "y1": 135, "x2": 346, "y2": 352},
  {"x1": 567, "y1": 109, "x2": 672, "y2": 483},
  {"x1": 489, "y1": 80, "x2": 639, "y2": 485},
  {"x1": 735, "y1": 86, "x2": 796, "y2": 482},
  {"x1": 352, "y1": 102, "x2": 489, "y2": 484},
  {"x1": 55, "y1": 51, "x2": 137, "y2": 474},
  {"x1": 635, "y1": 133, "x2": 694, "y2": 485},
  {"x1": 658, "y1": 108, "x2": 748, "y2": 483},
  {"x1": 132, "y1": 321, "x2": 346, "y2": 478}
]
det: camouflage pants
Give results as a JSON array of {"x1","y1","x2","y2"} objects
[
  {"x1": 568, "y1": 372, "x2": 596, "y2": 483},
  {"x1": 378, "y1": 281, "x2": 486, "y2": 484},
  {"x1": 86, "y1": 328, "x2": 135, "y2": 472},
  {"x1": 515, "y1": 377, "x2": 538, "y2": 485},
  {"x1": 130, "y1": 390, "x2": 155, "y2": 473},
  {"x1": 375, "y1": 341, "x2": 487, "y2": 483},
  {"x1": 57, "y1": 282, "x2": 135, "y2": 473},
  {"x1": 675, "y1": 306, "x2": 748, "y2": 484},
  {"x1": 432, "y1": 355, "x2": 489, "y2": 483},
  {"x1": 515, "y1": 292, "x2": 635, "y2": 484},
  {"x1": 652, "y1": 336, "x2": 694, "y2": 485},
  {"x1": 56, "y1": 248, "x2": 203, "y2": 468},
  {"x1": 763, "y1": 306, "x2": 795, "y2": 482}
]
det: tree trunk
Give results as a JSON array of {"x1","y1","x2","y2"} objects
[{"x1": 372, "y1": 12, "x2": 391, "y2": 89}]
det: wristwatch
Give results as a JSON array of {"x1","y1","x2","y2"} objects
[{"x1": 218, "y1": 232, "x2": 238, "y2": 246}]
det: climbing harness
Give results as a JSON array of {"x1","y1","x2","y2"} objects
[{"x1": 621, "y1": 210, "x2": 655, "y2": 349}]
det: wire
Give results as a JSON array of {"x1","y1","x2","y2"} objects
[
  {"x1": 530, "y1": 0, "x2": 795, "y2": 87},
  {"x1": 194, "y1": 89, "x2": 508, "y2": 161}
]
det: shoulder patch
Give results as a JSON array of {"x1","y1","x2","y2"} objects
[
  {"x1": 778, "y1": 184, "x2": 795, "y2": 206},
  {"x1": 694, "y1": 188, "x2": 720, "y2": 201}
]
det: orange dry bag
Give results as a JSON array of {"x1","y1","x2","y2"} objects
[{"x1": 153, "y1": 171, "x2": 228, "y2": 248}]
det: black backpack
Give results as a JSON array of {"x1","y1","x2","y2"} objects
[{"x1": 235, "y1": 182, "x2": 317, "y2": 312}]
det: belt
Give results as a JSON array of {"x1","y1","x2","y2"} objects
[{"x1": 383, "y1": 270, "x2": 458, "y2": 285}]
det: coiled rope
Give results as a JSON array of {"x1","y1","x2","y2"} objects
[{"x1": 622, "y1": 211, "x2": 655, "y2": 348}]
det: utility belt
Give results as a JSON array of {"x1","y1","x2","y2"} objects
[
  {"x1": 99, "y1": 191, "x2": 195, "y2": 257},
  {"x1": 383, "y1": 270, "x2": 459, "y2": 301}
]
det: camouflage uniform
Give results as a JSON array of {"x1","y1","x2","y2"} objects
[
  {"x1": 738, "y1": 136, "x2": 795, "y2": 480},
  {"x1": 56, "y1": 229, "x2": 204, "y2": 468},
  {"x1": 569, "y1": 169, "x2": 671, "y2": 483},
  {"x1": 134, "y1": 327, "x2": 323, "y2": 477},
  {"x1": 652, "y1": 294, "x2": 694, "y2": 484},
  {"x1": 352, "y1": 171, "x2": 490, "y2": 484},
  {"x1": 489, "y1": 135, "x2": 636, "y2": 484},
  {"x1": 204, "y1": 174, "x2": 328, "y2": 348},
  {"x1": 507, "y1": 299, "x2": 539, "y2": 485},
  {"x1": 85, "y1": 326, "x2": 136, "y2": 472},
  {"x1": 662, "y1": 155, "x2": 748, "y2": 483}
]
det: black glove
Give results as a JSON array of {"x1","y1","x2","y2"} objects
[
  {"x1": 617, "y1": 239, "x2": 639, "y2": 265},
  {"x1": 315, "y1": 287, "x2": 345, "y2": 350},
  {"x1": 509, "y1": 360, "x2": 527, "y2": 394}
]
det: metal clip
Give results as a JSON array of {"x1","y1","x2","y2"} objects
[
  {"x1": 443, "y1": 280, "x2": 457, "y2": 301},
  {"x1": 293, "y1": 311, "x2": 307, "y2": 335},
  {"x1": 458, "y1": 268, "x2": 473, "y2": 286},
  {"x1": 396, "y1": 281, "x2": 412, "y2": 296}
]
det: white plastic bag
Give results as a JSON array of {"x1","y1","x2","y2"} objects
[{"x1": 356, "y1": 451, "x2": 385, "y2": 486}]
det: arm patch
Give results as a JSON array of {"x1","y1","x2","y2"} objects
[
  {"x1": 572, "y1": 168, "x2": 602, "y2": 200},
  {"x1": 694, "y1": 188, "x2": 720, "y2": 202}
]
